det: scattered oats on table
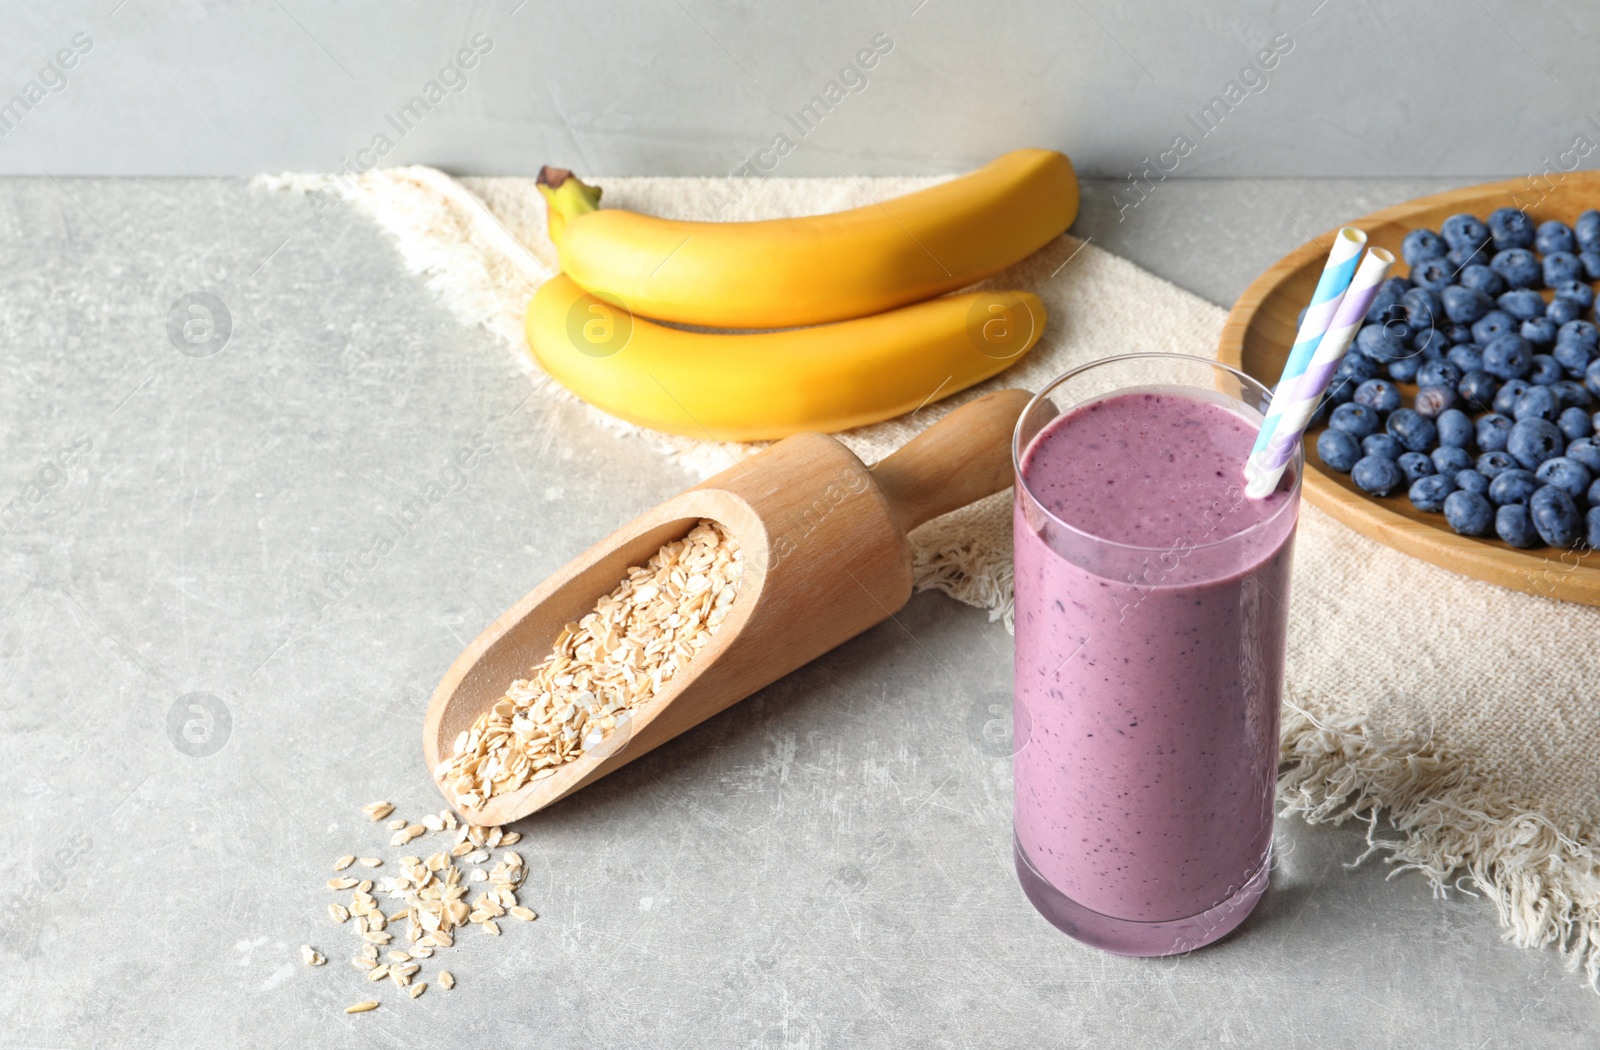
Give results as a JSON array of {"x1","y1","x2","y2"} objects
[
  {"x1": 307, "y1": 800, "x2": 543, "y2": 1007},
  {"x1": 436, "y1": 520, "x2": 742, "y2": 810}
]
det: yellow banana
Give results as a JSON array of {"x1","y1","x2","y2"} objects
[
  {"x1": 537, "y1": 148, "x2": 1076, "y2": 330},
  {"x1": 525, "y1": 274, "x2": 1046, "y2": 441}
]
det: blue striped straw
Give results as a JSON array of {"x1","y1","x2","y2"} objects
[
  {"x1": 1247, "y1": 226, "x2": 1368, "y2": 461},
  {"x1": 1244, "y1": 247, "x2": 1394, "y2": 498}
]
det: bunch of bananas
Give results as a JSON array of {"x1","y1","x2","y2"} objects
[{"x1": 525, "y1": 148, "x2": 1078, "y2": 441}]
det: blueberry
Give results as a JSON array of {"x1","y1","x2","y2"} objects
[
  {"x1": 1592, "y1": 476, "x2": 1600, "y2": 509},
  {"x1": 1523, "y1": 317, "x2": 1560, "y2": 348},
  {"x1": 1356, "y1": 323, "x2": 1407, "y2": 363},
  {"x1": 1380, "y1": 276, "x2": 1414, "y2": 296},
  {"x1": 1493, "y1": 379, "x2": 1532, "y2": 416},
  {"x1": 1548, "y1": 297, "x2": 1584, "y2": 327},
  {"x1": 1438, "y1": 285, "x2": 1488, "y2": 325},
  {"x1": 1553, "y1": 380, "x2": 1593, "y2": 409},
  {"x1": 1558, "y1": 456, "x2": 1597, "y2": 503},
  {"x1": 1559, "y1": 320, "x2": 1599, "y2": 350},
  {"x1": 1401, "y1": 287, "x2": 1443, "y2": 331},
  {"x1": 1444, "y1": 490, "x2": 1495, "y2": 536},
  {"x1": 1476, "y1": 412, "x2": 1514, "y2": 451},
  {"x1": 1544, "y1": 251, "x2": 1583, "y2": 288},
  {"x1": 1457, "y1": 370, "x2": 1500, "y2": 412},
  {"x1": 1363, "y1": 433, "x2": 1405, "y2": 461},
  {"x1": 1488, "y1": 207, "x2": 1535, "y2": 251},
  {"x1": 1435, "y1": 408, "x2": 1474, "y2": 448},
  {"x1": 1554, "y1": 340, "x2": 1596, "y2": 377},
  {"x1": 1409, "y1": 473, "x2": 1456, "y2": 512},
  {"x1": 1528, "y1": 354, "x2": 1564, "y2": 386},
  {"x1": 1308, "y1": 398, "x2": 1334, "y2": 427},
  {"x1": 1530, "y1": 485, "x2": 1581, "y2": 546},
  {"x1": 1515, "y1": 385, "x2": 1561, "y2": 423},
  {"x1": 1456, "y1": 468, "x2": 1492, "y2": 495},
  {"x1": 1444, "y1": 323, "x2": 1475, "y2": 345},
  {"x1": 1507, "y1": 417, "x2": 1565, "y2": 469},
  {"x1": 1534, "y1": 456, "x2": 1593, "y2": 499},
  {"x1": 1498, "y1": 289, "x2": 1546, "y2": 321},
  {"x1": 1588, "y1": 358, "x2": 1600, "y2": 398},
  {"x1": 1336, "y1": 351, "x2": 1381, "y2": 383},
  {"x1": 1332, "y1": 401, "x2": 1383, "y2": 440},
  {"x1": 1433, "y1": 445, "x2": 1474, "y2": 474},
  {"x1": 1322, "y1": 376, "x2": 1358, "y2": 407},
  {"x1": 1566, "y1": 436, "x2": 1600, "y2": 473},
  {"x1": 1496, "y1": 504, "x2": 1542, "y2": 548},
  {"x1": 1396, "y1": 451, "x2": 1435, "y2": 483},
  {"x1": 1472, "y1": 310, "x2": 1517, "y2": 345},
  {"x1": 1353, "y1": 378, "x2": 1402, "y2": 414},
  {"x1": 1412, "y1": 327, "x2": 1452, "y2": 360},
  {"x1": 1475, "y1": 452, "x2": 1516, "y2": 479},
  {"x1": 1448, "y1": 344, "x2": 1485, "y2": 373},
  {"x1": 1352, "y1": 454, "x2": 1405, "y2": 496},
  {"x1": 1589, "y1": 507, "x2": 1600, "y2": 551},
  {"x1": 1482, "y1": 334, "x2": 1533, "y2": 380},
  {"x1": 1554, "y1": 280, "x2": 1595, "y2": 309},
  {"x1": 1577, "y1": 209, "x2": 1600, "y2": 252},
  {"x1": 1459, "y1": 264, "x2": 1506, "y2": 297},
  {"x1": 1488, "y1": 469, "x2": 1539, "y2": 506},
  {"x1": 1536, "y1": 220, "x2": 1577, "y2": 256},
  {"x1": 1364, "y1": 289, "x2": 1404, "y2": 327},
  {"x1": 1490, "y1": 247, "x2": 1541, "y2": 289},
  {"x1": 1316, "y1": 427, "x2": 1361, "y2": 472},
  {"x1": 1414, "y1": 384, "x2": 1456, "y2": 418},
  {"x1": 1582, "y1": 251, "x2": 1600, "y2": 281},
  {"x1": 1411, "y1": 257, "x2": 1454, "y2": 291},
  {"x1": 1447, "y1": 243, "x2": 1491, "y2": 270},
  {"x1": 1443, "y1": 213, "x2": 1490, "y2": 251},
  {"x1": 1384, "y1": 408, "x2": 1436, "y2": 452},
  {"x1": 1412, "y1": 361, "x2": 1457, "y2": 390},
  {"x1": 1388, "y1": 356, "x2": 1422, "y2": 383},
  {"x1": 1401, "y1": 228, "x2": 1448, "y2": 266},
  {"x1": 1559, "y1": 406, "x2": 1594, "y2": 441}
]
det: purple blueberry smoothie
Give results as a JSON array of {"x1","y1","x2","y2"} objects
[{"x1": 1012, "y1": 383, "x2": 1299, "y2": 956}]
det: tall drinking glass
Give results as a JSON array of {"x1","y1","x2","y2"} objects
[{"x1": 1010, "y1": 353, "x2": 1302, "y2": 956}]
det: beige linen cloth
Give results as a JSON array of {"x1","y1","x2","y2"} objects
[{"x1": 258, "y1": 168, "x2": 1600, "y2": 985}]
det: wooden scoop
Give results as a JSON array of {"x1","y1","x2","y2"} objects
[{"x1": 424, "y1": 388, "x2": 1034, "y2": 825}]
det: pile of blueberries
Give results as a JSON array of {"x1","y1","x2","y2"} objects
[{"x1": 1311, "y1": 207, "x2": 1600, "y2": 549}]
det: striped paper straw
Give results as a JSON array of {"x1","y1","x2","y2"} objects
[
  {"x1": 1245, "y1": 227, "x2": 1368, "y2": 465},
  {"x1": 1244, "y1": 246, "x2": 1395, "y2": 498}
]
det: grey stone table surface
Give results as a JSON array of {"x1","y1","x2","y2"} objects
[{"x1": 2, "y1": 175, "x2": 1596, "y2": 1049}]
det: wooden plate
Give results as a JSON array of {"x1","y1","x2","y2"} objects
[{"x1": 1218, "y1": 174, "x2": 1600, "y2": 607}]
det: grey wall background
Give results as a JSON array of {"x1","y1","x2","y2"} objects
[{"x1": 1, "y1": 0, "x2": 1596, "y2": 178}]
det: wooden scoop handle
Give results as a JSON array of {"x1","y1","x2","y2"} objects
[{"x1": 869, "y1": 388, "x2": 1035, "y2": 535}]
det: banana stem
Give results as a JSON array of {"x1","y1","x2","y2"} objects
[{"x1": 537, "y1": 165, "x2": 602, "y2": 249}]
